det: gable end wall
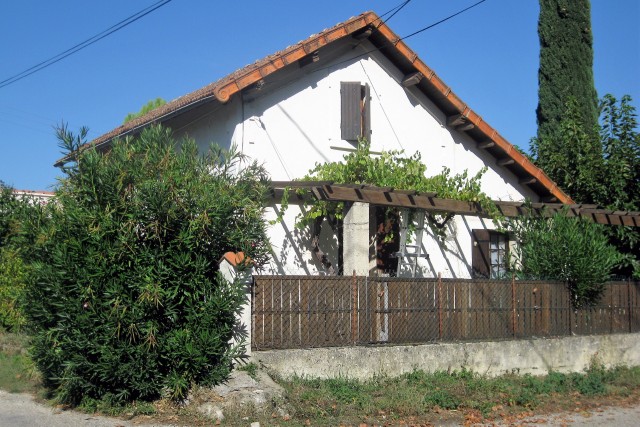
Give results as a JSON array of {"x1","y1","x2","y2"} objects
[{"x1": 172, "y1": 43, "x2": 533, "y2": 277}]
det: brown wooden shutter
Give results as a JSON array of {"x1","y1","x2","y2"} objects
[
  {"x1": 341, "y1": 82, "x2": 361, "y2": 140},
  {"x1": 472, "y1": 229, "x2": 491, "y2": 278}
]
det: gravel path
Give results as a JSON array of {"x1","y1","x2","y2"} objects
[
  {"x1": 0, "y1": 391, "x2": 172, "y2": 427},
  {"x1": 484, "y1": 403, "x2": 640, "y2": 426},
  {"x1": 532, "y1": 405, "x2": 640, "y2": 426},
  {"x1": 2, "y1": 388, "x2": 640, "y2": 426}
]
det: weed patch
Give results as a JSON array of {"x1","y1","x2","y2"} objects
[
  {"x1": 237, "y1": 362, "x2": 259, "y2": 381},
  {"x1": 423, "y1": 388, "x2": 459, "y2": 409},
  {"x1": 0, "y1": 331, "x2": 40, "y2": 394},
  {"x1": 276, "y1": 366, "x2": 640, "y2": 425},
  {"x1": 79, "y1": 395, "x2": 156, "y2": 417}
]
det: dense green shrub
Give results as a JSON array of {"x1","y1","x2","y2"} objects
[
  {"x1": 533, "y1": 94, "x2": 640, "y2": 277},
  {"x1": 23, "y1": 125, "x2": 270, "y2": 404},
  {"x1": 0, "y1": 183, "x2": 35, "y2": 332},
  {"x1": 0, "y1": 249, "x2": 27, "y2": 332},
  {"x1": 0, "y1": 183, "x2": 19, "y2": 248},
  {"x1": 123, "y1": 98, "x2": 167, "y2": 124},
  {"x1": 504, "y1": 210, "x2": 622, "y2": 307}
]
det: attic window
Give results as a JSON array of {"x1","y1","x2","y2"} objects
[{"x1": 340, "y1": 82, "x2": 371, "y2": 142}]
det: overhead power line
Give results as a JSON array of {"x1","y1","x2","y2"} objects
[
  {"x1": 377, "y1": 0, "x2": 412, "y2": 22},
  {"x1": 376, "y1": 0, "x2": 413, "y2": 28},
  {"x1": 314, "y1": 0, "x2": 489, "y2": 74},
  {"x1": 0, "y1": 0, "x2": 173, "y2": 90},
  {"x1": 400, "y1": 0, "x2": 487, "y2": 40}
]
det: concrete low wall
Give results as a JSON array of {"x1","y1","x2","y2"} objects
[{"x1": 251, "y1": 333, "x2": 640, "y2": 379}]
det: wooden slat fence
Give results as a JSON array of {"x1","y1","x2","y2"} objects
[{"x1": 252, "y1": 276, "x2": 640, "y2": 350}]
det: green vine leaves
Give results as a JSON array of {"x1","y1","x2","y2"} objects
[{"x1": 274, "y1": 140, "x2": 500, "y2": 240}]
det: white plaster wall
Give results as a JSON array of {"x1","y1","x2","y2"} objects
[
  {"x1": 415, "y1": 215, "x2": 497, "y2": 279},
  {"x1": 174, "y1": 98, "x2": 242, "y2": 151},
  {"x1": 218, "y1": 261, "x2": 253, "y2": 355},
  {"x1": 262, "y1": 201, "x2": 338, "y2": 275},
  {"x1": 175, "y1": 41, "x2": 534, "y2": 277}
]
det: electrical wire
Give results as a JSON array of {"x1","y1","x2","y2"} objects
[
  {"x1": 0, "y1": 0, "x2": 173, "y2": 90},
  {"x1": 401, "y1": 0, "x2": 486, "y2": 40},
  {"x1": 376, "y1": 0, "x2": 413, "y2": 28},
  {"x1": 349, "y1": 0, "x2": 413, "y2": 51},
  {"x1": 376, "y1": 0, "x2": 412, "y2": 22},
  {"x1": 313, "y1": 0, "x2": 489, "y2": 75},
  {"x1": 3, "y1": 0, "x2": 405, "y2": 92},
  {"x1": 55, "y1": 0, "x2": 486, "y2": 157}
]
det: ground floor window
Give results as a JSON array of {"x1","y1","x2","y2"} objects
[
  {"x1": 489, "y1": 232, "x2": 508, "y2": 278},
  {"x1": 472, "y1": 229, "x2": 509, "y2": 279}
]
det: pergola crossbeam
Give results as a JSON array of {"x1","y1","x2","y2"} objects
[{"x1": 268, "y1": 182, "x2": 640, "y2": 227}]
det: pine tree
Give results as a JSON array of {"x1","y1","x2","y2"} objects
[
  {"x1": 536, "y1": 0, "x2": 599, "y2": 145},
  {"x1": 123, "y1": 98, "x2": 166, "y2": 124}
]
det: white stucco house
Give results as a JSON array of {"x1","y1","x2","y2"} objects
[
  {"x1": 12, "y1": 189, "x2": 55, "y2": 205},
  {"x1": 57, "y1": 12, "x2": 573, "y2": 280}
]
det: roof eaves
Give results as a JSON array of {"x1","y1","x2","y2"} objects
[{"x1": 370, "y1": 20, "x2": 573, "y2": 204}]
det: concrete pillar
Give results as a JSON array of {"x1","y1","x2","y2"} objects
[
  {"x1": 342, "y1": 202, "x2": 371, "y2": 275},
  {"x1": 219, "y1": 253, "x2": 253, "y2": 357}
]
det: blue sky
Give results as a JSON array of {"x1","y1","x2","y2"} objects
[{"x1": 1, "y1": 0, "x2": 638, "y2": 191}]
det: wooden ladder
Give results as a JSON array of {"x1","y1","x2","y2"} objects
[{"x1": 396, "y1": 209, "x2": 426, "y2": 277}]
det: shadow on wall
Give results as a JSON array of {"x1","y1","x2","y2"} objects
[
  {"x1": 240, "y1": 59, "x2": 348, "y2": 171},
  {"x1": 265, "y1": 203, "x2": 498, "y2": 280},
  {"x1": 265, "y1": 201, "x2": 339, "y2": 276},
  {"x1": 406, "y1": 215, "x2": 477, "y2": 279},
  {"x1": 231, "y1": 281, "x2": 251, "y2": 362},
  {"x1": 450, "y1": 129, "x2": 538, "y2": 201}
]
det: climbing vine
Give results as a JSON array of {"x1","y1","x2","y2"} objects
[{"x1": 294, "y1": 140, "x2": 499, "y2": 236}]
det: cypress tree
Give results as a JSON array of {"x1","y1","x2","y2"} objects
[{"x1": 536, "y1": 0, "x2": 599, "y2": 144}]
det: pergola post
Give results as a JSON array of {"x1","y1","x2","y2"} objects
[{"x1": 343, "y1": 202, "x2": 371, "y2": 275}]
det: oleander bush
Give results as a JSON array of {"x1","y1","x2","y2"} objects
[
  {"x1": 0, "y1": 183, "x2": 33, "y2": 332},
  {"x1": 504, "y1": 210, "x2": 622, "y2": 307},
  {"x1": 23, "y1": 125, "x2": 270, "y2": 405},
  {"x1": 0, "y1": 248, "x2": 28, "y2": 332}
]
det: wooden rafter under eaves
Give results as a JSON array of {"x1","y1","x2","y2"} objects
[{"x1": 269, "y1": 182, "x2": 640, "y2": 227}]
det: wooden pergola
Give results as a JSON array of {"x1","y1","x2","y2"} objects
[{"x1": 270, "y1": 181, "x2": 640, "y2": 227}]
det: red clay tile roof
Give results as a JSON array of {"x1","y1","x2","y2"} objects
[
  {"x1": 55, "y1": 11, "x2": 573, "y2": 204},
  {"x1": 12, "y1": 189, "x2": 55, "y2": 196}
]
